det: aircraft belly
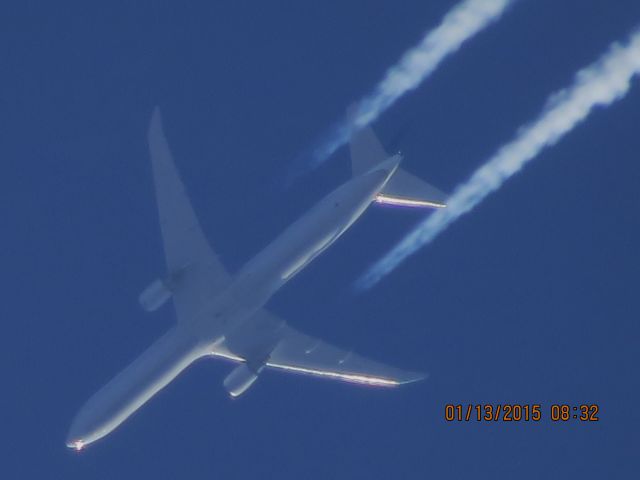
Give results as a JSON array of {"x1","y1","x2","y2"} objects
[{"x1": 235, "y1": 171, "x2": 386, "y2": 300}]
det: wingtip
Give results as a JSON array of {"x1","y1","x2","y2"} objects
[{"x1": 399, "y1": 371, "x2": 429, "y2": 385}]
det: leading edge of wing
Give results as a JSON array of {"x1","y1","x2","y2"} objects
[{"x1": 266, "y1": 358, "x2": 427, "y2": 387}]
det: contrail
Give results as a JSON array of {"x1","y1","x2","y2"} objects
[
  {"x1": 357, "y1": 29, "x2": 640, "y2": 290},
  {"x1": 289, "y1": 0, "x2": 514, "y2": 181}
]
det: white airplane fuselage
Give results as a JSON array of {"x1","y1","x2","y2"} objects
[{"x1": 66, "y1": 156, "x2": 401, "y2": 450}]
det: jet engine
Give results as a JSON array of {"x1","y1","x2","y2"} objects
[
  {"x1": 223, "y1": 363, "x2": 265, "y2": 397},
  {"x1": 138, "y1": 278, "x2": 173, "y2": 312}
]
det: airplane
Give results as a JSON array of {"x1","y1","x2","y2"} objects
[{"x1": 66, "y1": 107, "x2": 447, "y2": 451}]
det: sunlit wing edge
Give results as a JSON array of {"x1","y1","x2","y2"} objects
[
  {"x1": 375, "y1": 193, "x2": 446, "y2": 209},
  {"x1": 266, "y1": 361, "x2": 427, "y2": 387}
]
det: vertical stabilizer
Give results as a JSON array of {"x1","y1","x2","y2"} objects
[{"x1": 349, "y1": 124, "x2": 390, "y2": 176}]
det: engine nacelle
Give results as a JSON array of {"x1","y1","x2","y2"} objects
[
  {"x1": 139, "y1": 278, "x2": 173, "y2": 312},
  {"x1": 223, "y1": 363, "x2": 263, "y2": 398}
]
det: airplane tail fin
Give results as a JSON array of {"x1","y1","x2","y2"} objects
[{"x1": 349, "y1": 123, "x2": 447, "y2": 209}]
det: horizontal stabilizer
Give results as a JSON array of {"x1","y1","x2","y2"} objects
[
  {"x1": 376, "y1": 168, "x2": 447, "y2": 209},
  {"x1": 349, "y1": 120, "x2": 446, "y2": 209}
]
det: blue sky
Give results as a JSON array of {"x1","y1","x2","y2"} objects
[{"x1": 2, "y1": 1, "x2": 639, "y2": 478}]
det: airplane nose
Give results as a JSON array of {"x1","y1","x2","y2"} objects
[
  {"x1": 66, "y1": 436, "x2": 86, "y2": 451},
  {"x1": 66, "y1": 413, "x2": 89, "y2": 451}
]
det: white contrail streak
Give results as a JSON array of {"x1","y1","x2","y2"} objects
[
  {"x1": 357, "y1": 29, "x2": 640, "y2": 290},
  {"x1": 290, "y1": 0, "x2": 513, "y2": 179}
]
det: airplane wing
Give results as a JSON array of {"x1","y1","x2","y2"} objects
[
  {"x1": 267, "y1": 326, "x2": 426, "y2": 387},
  {"x1": 219, "y1": 310, "x2": 426, "y2": 392},
  {"x1": 148, "y1": 107, "x2": 231, "y2": 322}
]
